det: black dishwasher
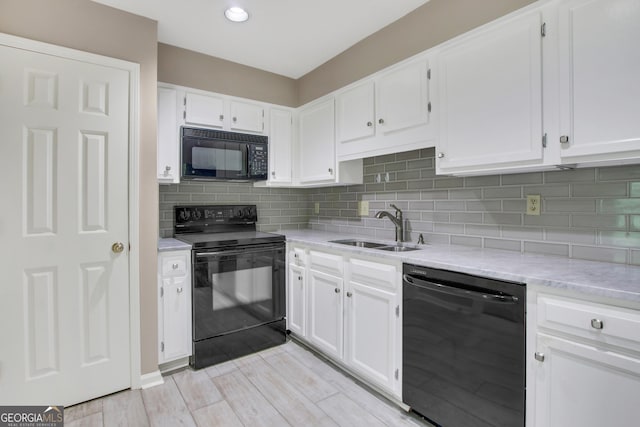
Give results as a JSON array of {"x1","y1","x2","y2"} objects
[{"x1": 403, "y1": 263, "x2": 525, "y2": 427}]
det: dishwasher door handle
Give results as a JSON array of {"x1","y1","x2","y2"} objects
[{"x1": 403, "y1": 274, "x2": 519, "y2": 304}]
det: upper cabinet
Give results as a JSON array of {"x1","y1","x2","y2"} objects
[
  {"x1": 556, "y1": 0, "x2": 640, "y2": 165},
  {"x1": 157, "y1": 86, "x2": 180, "y2": 184},
  {"x1": 184, "y1": 92, "x2": 225, "y2": 129},
  {"x1": 267, "y1": 107, "x2": 293, "y2": 184},
  {"x1": 336, "y1": 58, "x2": 435, "y2": 161},
  {"x1": 436, "y1": 10, "x2": 545, "y2": 175},
  {"x1": 299, "y1": 98, "x2": 337, "y2": 184},
  {"x1": 230, "y1": 100, "x2": 265, "y2": 133}
]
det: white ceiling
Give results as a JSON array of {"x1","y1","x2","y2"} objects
[{"x1": 92, "y1": 0, "x2": 429, "y2": 79}]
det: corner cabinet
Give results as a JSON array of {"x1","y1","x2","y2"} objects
[
  {"x1": 556, "y1": 0, "x2": 640, "y2": 165},
  {"x1": 266, "y1": 107, "x2": 293, "y2": 185},
  {"x1": 157, "y1": 86, "x2": 180, "y2": 183},
  {"x1": 287, "y1": 242, "x2": 402, "y2": 400},
  {"x1": 528, "y1": 290, "x2": 640, "y2": 427},
  {"x1": 336, "y1": 58, "x2": 434, "y2": 161},
  {"x1": 298, "y1": 98, "x2": 337, "y2": 184},
  {"x1": 158, "y1": 249, "x2": 192, "y2": 366},
  {"x1": 436, "y1": 9, "x2": 545, "y2": 175}
]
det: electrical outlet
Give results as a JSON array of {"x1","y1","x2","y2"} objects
[
  {"x1": 526, "y1": 195, "x2": 541, "y2": 216},
  {"x1": 358, "y1": 201, "x2": 369, "y2": 216},
  {"x1": 314, "y1": 202, "x2": 320, "y2": 215}
]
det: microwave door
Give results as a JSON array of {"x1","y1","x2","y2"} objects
[
  {"x1": 224, "y1": 142, "x2": 248, "y2": 179},
  {"x1": 185, "y1": 138, "x2": 226, "y2": 179}
]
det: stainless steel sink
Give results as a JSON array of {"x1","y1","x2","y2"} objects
[
  {"x1": 377, "y1": 245, "x2": 420, "y2": 252},
  {"x1": 329, "y1": 239, "x2": 387, "y2": 248},
  {"x1": 330, "y1": 239, "x2": 421, "y2": 252}
]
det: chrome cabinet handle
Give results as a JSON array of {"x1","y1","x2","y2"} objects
[
  {"x1": 534, "y1": 352, "x2": 545, "y2": 362},
  {"x1": 177, "y1": 287, "x2": 183, "y2": 293},
  {"x1": 334, "y1": 288, "x2": 340, "y2": 293},
  {"x1": 591, "y1": 318, "x2": 604, "y2": 330}
]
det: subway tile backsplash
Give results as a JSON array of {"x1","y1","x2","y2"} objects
[{"x1": 159, "y1": 148, "x2": 640, "y2": 266}]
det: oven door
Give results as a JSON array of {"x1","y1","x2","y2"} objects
[
  {"x1": 182, "y1": 136, "x2": 248, "y2": 180},
  {"x1": 192, "y1": 243, "x2": 285, "y2": 341}
]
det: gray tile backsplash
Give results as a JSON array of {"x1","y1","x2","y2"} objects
[
  {"x1": 159, "y1": 148, "x2": 640, "y2": 265},
  {"x1": 307, "y1": 148, "x2": 640, "y2": 266}
]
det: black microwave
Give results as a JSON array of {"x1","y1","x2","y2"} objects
[{"x1": 181, "y1": 127, "x2": 268, "y2": 181}]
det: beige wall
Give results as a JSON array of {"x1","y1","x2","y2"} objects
[
  {"x1": 297, "y1": 0, "x2": 536, "y2": 105},
  {"x1": 158, "y1": 43, "x2": 297, "y2": 107},
  {"x1": 0, "y1": 0, "x2": 159, "y2": 375}
]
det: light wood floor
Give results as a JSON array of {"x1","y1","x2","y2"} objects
[{"x1": 64, "y1": 340, "x2": 429, "y2": 427}]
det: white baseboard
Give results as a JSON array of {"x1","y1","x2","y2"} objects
[
  {"x1": 139, "y1": 370, "x2": 164, "y2": 389},
  {"x1": 159, "y1": 357, "x2": 190, "y2": 374}
]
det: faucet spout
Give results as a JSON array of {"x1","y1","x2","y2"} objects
[{"x1": 374, "y1": 205, "x2": 404, "y2": 242}]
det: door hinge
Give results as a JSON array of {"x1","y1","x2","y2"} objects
[
  {"x1": 395, "y1": 368, "x2": 399, "y2": 380},
  {"x1": 428, "y1": 102, "x2": 432, "y2": 114},
  {"x1": 542, "y1": 133, "x2": 547, "y2": 148},
  {"x1": 395, "y1": 305, "x2": 399, "y2": 317},
  {"x1": 427, "y1": 68, "x2": 431, "y2": 80},
  {"x1": 161, "y1": 341, "x2": 164, "y2": 352},
  {"x1": 183, "y1": 96, "x2": 186, "y2": 106},
  {"x1": 183, "y1": 110, "x2": 186, "y2": 120},
  {"x1": 541, "y1": 22, "x2": 547, "y2": 37},
  {"x1": 160, "y1": 287, "x2": 164, "y2": 298}
]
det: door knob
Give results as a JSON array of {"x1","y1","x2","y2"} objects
[{"x1": 111, "y1": 242, "x2": 125, "y2": 253}]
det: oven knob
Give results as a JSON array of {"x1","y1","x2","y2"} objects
[
  {"x1": 192, "y1": 210, "x2": 202, "y2": 220},
  {"x1": 236, "y1": 209, "x2": 244, "y2": 218},
  {"x1": 179, "y1": 209, "x2": 190, "y2": 220}
]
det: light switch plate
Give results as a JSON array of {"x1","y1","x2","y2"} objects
[
  {"x1": 314, "y1": 202, "x2": 320, "y2": 214},
  {"x1": 358, "y1": 201, "x2": 369, "y2": 216},
  {"x1": 526, "y1": 195, "x2": 541, "y2": 216}
]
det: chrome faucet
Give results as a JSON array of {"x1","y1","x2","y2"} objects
[{"x1": 375, "y1": 204, "x2": 404, "y2": 242}]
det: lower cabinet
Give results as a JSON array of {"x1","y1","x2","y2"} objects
[
  {"x1": 158, "y1": 249, "x2": 192, "y2": 365},
  {"x1": 529, "y1": 290, "x2": 640, "y2": 427},
  {"x1": 287, "y1": 243, "x2": 402, "y2": 399}
]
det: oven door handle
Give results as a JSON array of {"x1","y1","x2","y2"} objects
[
  {"x1": 403, "y1": 274, "x2": 519, "y2": 303},
  {"x1": 195, "y1": 245, "x2": 283, "y2": 259}
]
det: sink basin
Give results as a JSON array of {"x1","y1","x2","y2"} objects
[
  {"x1": 377, "y1": 245, "x2": 420, "y2": 252},
  {"x1": 330, "y1": 239, "x2": 387, "y2": 248}
]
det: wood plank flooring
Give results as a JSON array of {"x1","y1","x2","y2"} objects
[{"x1": 65, "y1": 340, "x2": 429, "y2": 427}]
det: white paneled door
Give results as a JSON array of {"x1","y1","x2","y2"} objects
[{"x1": 0, "y1": 43, "x2": 131, "y2": 406}]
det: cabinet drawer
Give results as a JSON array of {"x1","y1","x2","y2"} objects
[
  {"x1": 538, "y1": 294, "x2": 640, "y2": 348},
  {"x1": 309, "y1": 250, "x2": 343, "y2": 276},
  {"x1": 161, "y1": 253, "x2": 189, "y2": 277},
  {"x1": 349, "y1": 258, "x2": 398, "y2": 291}
]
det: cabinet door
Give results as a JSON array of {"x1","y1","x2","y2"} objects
[
  {"x1": 336, "y1": 81, "x2": 375, "y2": 144},
  {"x1": 157, "y1": 86, "x2": 179, "y2": 183},
  {"x1": 376, "y1": 59, "x2": 430, "y2": 135},
  {"x1": 346, "y1": 281, "x2": 399, "y2": 394},
  {"x1": 436, "y1": 11, "x2": 544, "y2": 174},
  {"x1": 288, "y1": 264, "x2": 305, "y2": 337},
  {"x1": 230, "y1": 100, "x2": 264, "y2": 133},
  {"x1": 307, "y1": 269, "x2": 343, "y2": 359},
  {"x1": 534, "y1": 333, "x2": 640, "y2": 427},
  {"x1": 298, "y1": 98, "x2": 336, "y2": 183},
  {"x1": 184, "y1": 92, "x2": 225, "y2": 128},
  {"x1": 269, "y1": 108, "x2": 293, "y2": 183},
  {"x1": 160, "y1": 275, "x2": 191, "y2": 363},
  {"x1": 557, "y1": 0, "x2": 640, "y2": 163}
]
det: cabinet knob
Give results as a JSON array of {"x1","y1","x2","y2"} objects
[
  {"x1": 378, "y1": 118, "x2": 384, "y2": 124},
  {"x1": 534, "y1": 352, "x2": 545, "y2": 362},
  {"x1": 591, "y1": 318, "x2": 604, "y2": 330},
  {"x1": 233, "y1": 116, "x2": 237, "y2": 123},
  {"x1": 293, "y1": 253, "x2": 298, "y2": 258},
  {"x1": 177, "y1": 287, "x2": 183, "y2": 293},
  {"x1": 298, "y1": 276, "x2": 302, "y2": 281},
  {"x1": 437, "y1": 152, "x2": 445, "y2": 159},
  {"x1": 560, "y1": 135, "x2": 570, "y2": 144},
  {"x1": 271, "y1": 171, "x2": 276, "y2": 176},
  {"x1": 334, "y1": 288, "x2": 340, "y2": 293},
  {"x1": 219, "y1": 114, "x2": 224, "y2": 121},
  {"x1": 328, "y1": 168, "x2": 333, "y2": 174},
  {"x1": 346, "y1": 292, "x2": 352, "y2": 297},
  {"x1": 172, "y1": 263, "x2": 179, "y2": 269},
  {"x1": 366, "y1": 121, "x2": 373, "y2": 127}
]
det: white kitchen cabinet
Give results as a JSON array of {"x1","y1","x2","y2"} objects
[
  {"x1": 336, "y1": 58, "x2": 434, "y2": 161},
  {"x1": 230, "y1": 100, "x2": 264, "y2": 133},
  {"x1": 184, "y1": 91, "x2": 225, "y2": 129},
  {"x1": 345, "y1": 257, "x2": 401, "y2": 396},
  {"x1": 267, "y1": 107, "x2": 293, "y2": 184},
  {"x1": 287, "y1": 245, "x2": 306, "y2": 337},
  {"x1": 436, "y1": 9, "x2": 545, "y2": 175},
  {"x1": 157, "y1": 86, "x2": 180, "y2": 183},
  {"x1": 298, "y1": 98, "x2": 337, "y2": 184},
  {"x1": 307, "y1": 250, "x2": 344, "y2": 359},
  {"x1": 556, "y1": 0, "x2": 640, "y2": 165},
  {"x1": 530, "y1": 291, "x2": 640, "y2": 427},
  {"x1": 158, "y1": 250, "x2": 192, "y2": 365}
]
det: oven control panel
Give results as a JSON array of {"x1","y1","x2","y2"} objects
[{"x1": 175, "y1": 204, "x2": 257, "y2": 229}]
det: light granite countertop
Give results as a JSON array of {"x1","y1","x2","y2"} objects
[
  {"x1": 158, "y1": 238, "x2": 192, "y2": 252},
  {"x1": 281, "y1": 229, "x2": 640, "y2": 304}
]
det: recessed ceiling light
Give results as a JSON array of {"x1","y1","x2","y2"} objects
[{"x1": 225, "y1": 7, "x2": 249, "y2": 23}]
